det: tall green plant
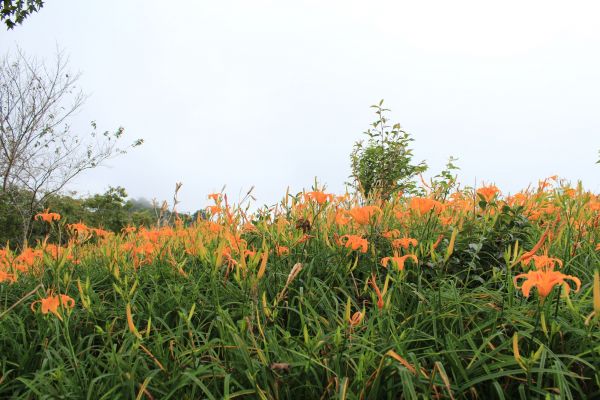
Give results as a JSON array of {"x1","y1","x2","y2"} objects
[{"x1": 350, "y1": 100, "x2": 427, "y2": 199}]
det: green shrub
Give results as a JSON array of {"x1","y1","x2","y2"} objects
[{"x1": 350, "y1": 100, "x2": 427, "y2": 200}]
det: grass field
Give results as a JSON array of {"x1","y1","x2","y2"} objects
[{"x1": 1, "y1": 178, "x2": 599, "y2": 399}]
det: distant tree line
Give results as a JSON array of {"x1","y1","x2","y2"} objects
[{"x1": 0, "y1": 186, "x2": 199, "y2": 248}]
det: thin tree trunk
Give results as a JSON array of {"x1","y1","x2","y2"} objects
[{"x1": 21, "y1": 217, "x2": 29, "y2": 249}]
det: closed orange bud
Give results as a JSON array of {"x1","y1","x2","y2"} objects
[{"x1": 349, "y1": 311, "x2": 364, "y2": 327}]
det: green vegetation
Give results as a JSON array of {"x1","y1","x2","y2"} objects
[
  {"x1": 1, "y1": 0, "x2": 44, "y2": 29},
  {"x1": 0, "y1": 178, "x2": 599, "y2": 398},
  {"x1": 0, "y1": 187, "x2": 158, "y2": 247},
  {"x1": 350, "y1": 100, "x2": 427, "y2": 200}
]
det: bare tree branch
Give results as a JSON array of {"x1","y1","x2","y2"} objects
[{"x1": 0, "y1": 48, "x2": 142, "y2": 246}]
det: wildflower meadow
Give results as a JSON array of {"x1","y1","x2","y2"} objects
[
  {"x1": 1, "y1": 177, "x2": 599, "y2": 399},
  {"x1": 2, "y1": 1, "x2": 600, "y2": 398}
]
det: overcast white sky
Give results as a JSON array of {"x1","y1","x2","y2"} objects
[{"x1": 2, "y1": 1, "x2": 599, "y2": 211}]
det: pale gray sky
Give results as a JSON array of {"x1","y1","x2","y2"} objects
[{"x1": 3, "y1": 1, "x2": 599, "y2": 211}]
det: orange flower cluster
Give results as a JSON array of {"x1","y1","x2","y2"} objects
[
  {"x1": 0, "y1": 247, "x2": 44, "y2": 276},
  {"x1": 1, "y1": 178, "x2": 594, "y2": 322},
  {"x1": 514, "y1": 267, "x2": 580, "y2": 302},
  {"x1": 335, "y1": 210, "x2": 351, "y2": 226},
  {"x1": 382, "y1": 229, "x2": 400, "y2": 239},
  {"x1": 0, "y1": 270, "x2": 16, "y2": 283},
  {"x1": 276, "y1": 245, "x2": 289, "y2": 256},
  {"x1": 391, "y1": 237, "x2": 418, "y2": 250},
  {"x1": 68, "y1": 222, "x2": 90, "y2": 233},
  {"x1": 304, "y1": 191, "x2": 334, "y2": 205},
  {"x1": 409, "y1": 198, "x2": 442, "y2": 215},
  {"x1": 35, "y1": 210, "x2": 61, "y2": 223},
  {"x1": 340, "y1": 234, "x2": 368, "y2": 253},
  {"x1": 477, "y1": 185, "x2": 500, "y2": 202},
  {"x1": 347, "y1": 206, "x2": 380, "y2": 225},
  {"x1": 514, "y1": 234, "x2": 580, "y2": 302},
  {"x1": 31, "y1": 292, "x2": 75, "y2": 320}
]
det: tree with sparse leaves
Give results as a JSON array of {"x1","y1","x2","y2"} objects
[
  {"x1": 1, "y1": 0, "x2": 44, "y2": 29},
  {"x1": 0, "y1": 48, "x2": 143, "y2": 245}
]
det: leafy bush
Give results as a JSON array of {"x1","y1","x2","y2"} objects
[{"x1": 350, "y1": 100, "x2": 427, "y2": 199}]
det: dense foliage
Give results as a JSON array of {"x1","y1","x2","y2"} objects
[
  {"x1": 0, "y1": 177, "x2": 599, "y2": 399},
  {"x1": 0, "y1": 0, "x2": 43, "y2": 29},
  {"x1": 350, "y1": 101, "x2": 427, "y2": 200}
]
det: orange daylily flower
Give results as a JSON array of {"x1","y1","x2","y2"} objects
[
  {"x1": 595, "y1": 243, "x2": 600, "y2": 251},
  {"x1": 68, "y1": 222, "x2": 90, "y2": 233},
  {"x1": 206, "y1": 221, "x2": 222, "y2": 233},
  {"x1": 395, "y1": 209, "x2": 410, "y2": 220},
  {"x1": 335, "y1": 210, "x2": 351, "y2": 226},
  {"x1": 537, "y1": 179, "x2": 553, "y2": 191},
  {"x1": 221, "y1": 247, "x2": 238, "y2": 269},
  {"x1": 527, "y1": 255, "x2": 563, "y2": 271},
  {"x1": 68, "y1": 222, "x2": 93, "y2": 242},
  {"x1": 304, "y1": 191, "x2": 333, "y2": 205},
  {"x1": 31, "y1": 293, "x2": 75, "y2": 320},
  {"x1": 276, "y1": 245, "x2": 289, "y2": 256},
  {"x1": 409, "y1": 198, "x2": 442, "y2": 215},
  {"x1": 391, "y1": 237, "x2": 418, "y2": 249},
  {"x1": 0, "y1": 271, "x2": 16, "y2": 283},
  {"x1": 208, "y1": 193, "x2": 221, "y2": 202},
  {"x1": 477, "y1": 185, "x2": 500, "y2": 202},
  {"x1": 122, "y1": 226, "x2": 137, "y2": 234},
  {"x1": 93, "y1": 228, "x2": 111, "y2": 238},
  {"x1": 440, "y1": 216, "x2": 453, "y2": 226},
  {"x1": 14, "y1": 248, "x2": 43, "y2": 271},
  {"x1": 296, "y1": 234, "x2": 314, "y2": 244},
  {"x1": 242, "y1": 222, "x2": 258, "y2": 233},
  {"x1": 514, "y1": 269, "x2": 581, "y2": 302},
  {"x1": 207, "y1": 205, "x2": 221, "y2": 215},
  {"x1": 347, "y1": 206, "x2": 380, "y2": 225},
  {"x1": 335, "y1": 194, "x2": 349, "y2": 203},
  {"x1": 528, "y1": 203, "x2": 558, "y2": 221},
  {"x1": 138, "y1": 226, "x2": 175, "y2": 243},
  {"x1": 43, "y1": 244, "x2": 73, "y2": 260},
  {"x1": 122, "y1": 241, "x2": 157, "y2": 268},
  {"x1": 136, "y1": 242, "x2": 157, "y2": 257},
  {"x1": 225, "y1": 231, "x2": 245, "y2": 250},
  {"x1": 35, "y1": 209, "x2": 61, "y2": 223},
  {"x1": 244, "y1": 249, "x2": 257, "y2": 258},
  {"x1": 507, "y1": 192, "x2": 529, "y2": 207},
  {"x1": 340, "y1": 234, "x2": 368, "y2": 253},
  {"x1": 382, "y1": 229, "x2": 400, "y2": 239},
  {"x1": 380, "y1": 254, "x2": 418, "y2": 271},
  {"x1": 43, "y1": 244, "x2": 59, "y2": 258}
]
